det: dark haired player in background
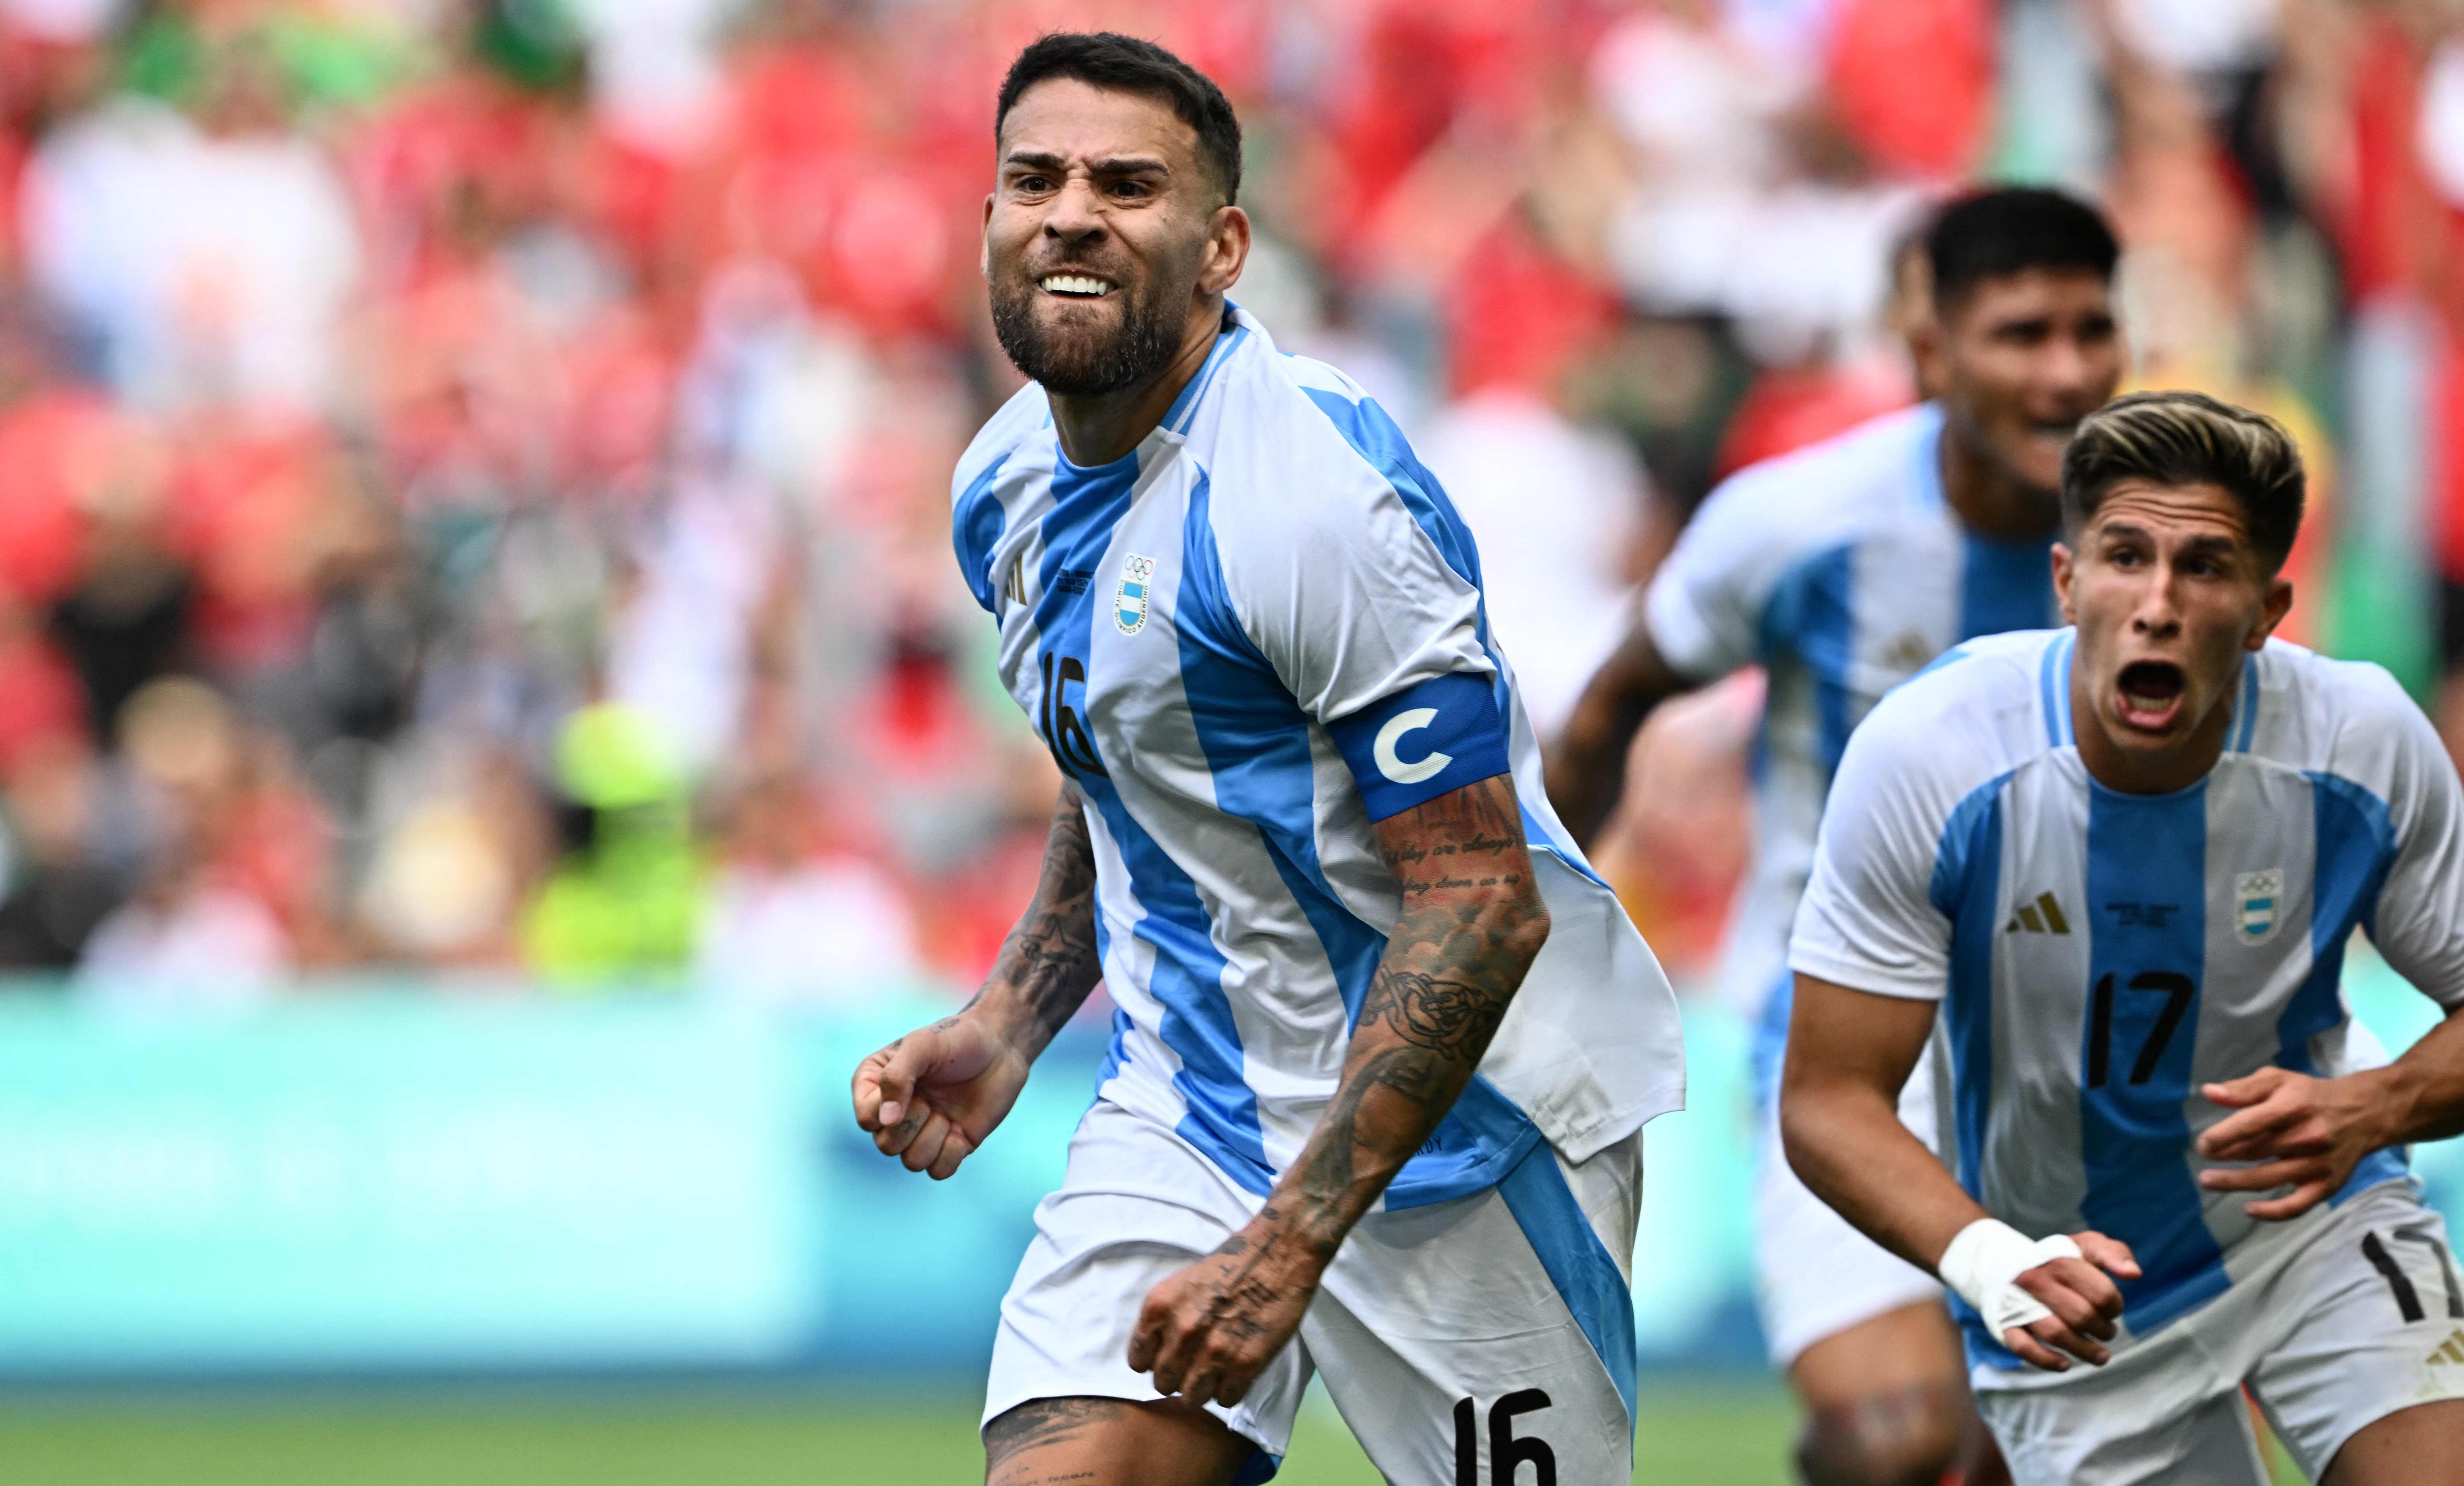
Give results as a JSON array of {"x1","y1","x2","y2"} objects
[
  {"x1": 852, "y1": 32, "x2": 1683, "y2": 1486},
  {"x1": 1548, "y1": 187, "x2": 2125, "y2": 1486},
  {"x1": 1785, "y1": 391, "x2": 2464, "y2": 1484}
]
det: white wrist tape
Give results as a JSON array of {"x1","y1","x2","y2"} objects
[{"x1": 1938, "y1": 1218, "x2": 2083, "y2": 1342}]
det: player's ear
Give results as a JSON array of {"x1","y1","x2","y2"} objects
[
  {"x1": 1908, "y1": 313, "x2": 1948, "y2": 399},
  {"x1": 980, "y1": 193, "x2": 996, "y2": 282},
  {"x1": 2051, "y1": 543, "x2": 2078, "y2": 626},
  {"x1": 1201, "y1": 203, "x2": 1249, "y2": 297},
  {"x1": 2249, "y1": 574, "x2": 2293, "y2": 650}
]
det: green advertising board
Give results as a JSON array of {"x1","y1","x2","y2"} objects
[{"x1": 0, "y1": 956, "x2": 2451, "y2": 1376}]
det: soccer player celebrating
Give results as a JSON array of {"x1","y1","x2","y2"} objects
[
  {"x1": 1784, "y1": 391, "x2": 2464, "y2": 1484},
  {"x1": 1546, "y1": 187, "x2": 2123, "y2": 1483},
  {"x1": 850, "y1": 33, "x2": 1683, "y2": 1486}
]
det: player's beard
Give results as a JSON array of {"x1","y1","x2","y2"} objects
[{"x1": 989, "y1": 267, "x2": 1186, "y2": 397}]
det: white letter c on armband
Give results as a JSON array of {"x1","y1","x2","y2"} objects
[{"x1": 1373, "y1": 708, "x2": 1452, "y2": 785}]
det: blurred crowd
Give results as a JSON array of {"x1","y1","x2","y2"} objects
[{"x1": 0, "y1": 0, "x2": 2453, "y2": 1003}]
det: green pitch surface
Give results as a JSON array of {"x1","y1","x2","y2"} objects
[
  {"x1": 0, "y1": 1387, "x2": 2320, "y2": 1483},
  {"x1": 0, "y1": 1385, "x2": 1801, "y2": 1485}
]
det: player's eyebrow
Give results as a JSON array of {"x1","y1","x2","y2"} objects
[
  {"x1": 2094, "y1": 520, "x2": 2248, "y2": 554},
  {"x1": 1001, "y1": 149, "x2": 1173, "y2": 178}
]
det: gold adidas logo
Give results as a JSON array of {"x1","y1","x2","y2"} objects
[
  {"x1": 2004, "y1": 892, "x2": 2072, "y2": 935},
  {"x1": 2431, "y1": 1329, "x2": 2464, "y2": 1367}
]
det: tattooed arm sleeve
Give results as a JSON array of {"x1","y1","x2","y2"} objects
[
  {"x1": 1257, "y1": 772, "x2": 1550, "y2": 1261},
  {"x1": 970, "y1": 781, "x2": 1107, "y2": 1057}
]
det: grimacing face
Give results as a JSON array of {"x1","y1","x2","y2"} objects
[
  {"x1": 1928, "y1": 267, "x2": 2124, "y2": 499},
  {"x1": 982, "y1": 78, "x2": 1236, "y2": 399},
  {"x1": 2053, "y1": 479, "x2": 2292, "y2": 775}
]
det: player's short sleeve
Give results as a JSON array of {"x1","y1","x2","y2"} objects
[
  {"x1": 1207, "y1": 462, "x2": 1509, "y2": 824},
  {"x1": 1788, "y1": 692, "x2": 1969, "y2": 1001},
  {"x1": 2351, "y1": 673, "x2": 2464, "y2": 1010},
  {"x1": 1642, "y1": 471, "x2": 1778, "y2": 681},
  {"x1": 948, "y1": 384, "x2": 1046, "y2": 614}
]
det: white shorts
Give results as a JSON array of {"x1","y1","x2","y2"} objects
[
  {"x1": 984, "y1": 1098, "x2": 1642, "y2": 1485},
  {"x1": 1974, "y1": 1180, "x2": 2464, "y2": 1485},
  {"x1": 1752, "y1": 1046, "x2": 1946, "y2": 1366}
]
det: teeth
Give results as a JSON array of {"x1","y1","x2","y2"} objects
[{"x1": 1040, "y1": 275, "x2": 1113, "y2": 297}]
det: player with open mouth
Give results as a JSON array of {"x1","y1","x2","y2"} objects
[{"x1": 1782, "y1": 391, "x2": 2464, "y2": 1484}]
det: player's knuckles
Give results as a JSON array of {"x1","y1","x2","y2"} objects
[
  {"x1": 899, "y1": 1120, "x2": 948, "y2": 1171},
  {"x1": 2042, "y1": 1285, "x2": 2104, "y2": 1331},
  {"x1": 2054, "y1": 1259, "x2": 2122, "y2": 1311},
  {"x1": 2033, "y1": 1320, "x2": 2099, "y2": 1362}
]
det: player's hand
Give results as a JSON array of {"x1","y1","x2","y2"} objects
[
  {"x1": 2004, "y1": 1231, "x2": 2139, "y2": 1372},
  {"x1": 1128, "y1": 1221, "x2": 1322, "y2": 1407},
  {"x1": 2195, "y1": 1066, "x2": 2392, "y2": 1222},
  {"x1": 850, "y1": 1014, "x2": 1031, "y2": 1181}
]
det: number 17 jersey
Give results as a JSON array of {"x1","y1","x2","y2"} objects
[{"x1": 1791, "y1": 629, "x2": 2464, "y2": 1359}]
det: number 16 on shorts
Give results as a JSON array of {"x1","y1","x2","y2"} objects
[{"x1": 1454, "y1": 1389, "x2": 1554, "y2": 1486}]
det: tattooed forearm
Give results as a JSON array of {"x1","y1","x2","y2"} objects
[
  {"x1": 1242, "y1": 772, "x2": 1549, "y2": 1264},
  {"x1": 971, "y1": 783, "x2": 1105, "y2": 1056}
]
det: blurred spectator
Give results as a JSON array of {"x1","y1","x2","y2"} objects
[
  {"x1": 1419, "y1": 379, "x2": 1647, "y2": 737},
  {"x1": 694, "y1": 767, "x2": 922, "y2": 1007},
  {"x1": 0, "y1": 0, "x2": 2420, "y2": 1004},
  {"x1": 76, "y1": 676, "x2": 295, "y2": 1004},
  {"x1": 519, "y1": 699, "x2": 699, "y2": 982},
  {"x1": 0, "y1": 731, "x2": 119, "y2": 968},
  {"x1": 46, "y1": 449, "x2": 190, "y2": 745},
  {"x1": 22, "y1": 16, "x2": 360, "y2": 420}
]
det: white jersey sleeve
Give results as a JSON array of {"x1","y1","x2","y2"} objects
[
  {"x1": 1641, "y1": 470, "x2": 1772, "y2": 681},
  {"x1": 1786, "y1": 647, "x2": 2039, "y2": 1001},
  {"x1": 1207, "y1": 449, "x2": 1509, "y2": 821},
  {"x1": 1787, "y1": 698, "x2": 1960, "y2": 1000},
  {"x1": 2340, "y1": 667, "x2": 2464, "y2": 1009}
]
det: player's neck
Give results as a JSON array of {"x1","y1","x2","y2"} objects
[
  {"x1": 2067, "y1": 656, "x2": 2233, "y2": 795},
  {"x1": 1048, "y1": 301, "x2": 1231, "y2": 467},
  {"x1": 1937, "y1": 418, "x2": 2059, "y2": 541}
]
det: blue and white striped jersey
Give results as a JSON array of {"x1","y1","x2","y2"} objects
[
  {"x1": 1643, "y1": 403, "x2": 2060, "y2": 1092},
  {"x1": 1792, "y1": 629, "x2": 2464, "y2": 1358},
  {"x1": 951, "y1": 305, "x2": 1684, "y2": 1209}
]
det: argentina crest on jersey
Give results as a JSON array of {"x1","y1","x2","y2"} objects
[
  {"x1": 1115, "y1": 554, "x2": 1155, "y2": 635},
  {"x1": 2234, "y1": 868, "x2": 2283, "y2": 945}
]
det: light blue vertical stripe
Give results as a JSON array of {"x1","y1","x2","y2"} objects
[
  {"x1": 1178, "y1": 475, "x2": 1388, "y2": 1026},
  {"x1": 2079, "y1": 781, "x2": 2229, "y2": 1333},
  {"x1": 1165, "y1": 323, "x2": 1250, "y2": 434},
  {"x1": 1496, "y1": 1138, "x2": 1638, "y2": 1427},
  {"x1": 2294, "y1": 772, "x2": 2408, "y2": 1201},
  {"x1": 953, "y1": 452, "x2": 1014, "y2": 613},
  {"x1": 1957, "y1": 531, "x2": 2056, "y2": 642},
  {"x1": 1928, "y1": 769, "x2": 2012, "y2": 1364},
  {"x1": 2039, "y1": 631, "x2": 2074, "y2": 747},
  {"x1": 2232, "y1": 659, "x2": 2262, "y2": 753},
  {"x1": 1929, "y1": 772, "x2": 2014, "y2": 1202},
  {"x1": 1762, "y1": 545, "x2": 1858, "y2": 775},
  {"x1": 1185, "y1": 471, "x2": 1552, "y2": 1204},
  {"x1": 1037, "y1": 451, "x2": 1274, "y2": 1192},
  {"x1": 1075, "y1": 743, "x2": 1273, "y2": 1196}
]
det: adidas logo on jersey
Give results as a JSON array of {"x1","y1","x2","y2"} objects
[
  {"x1": 2432, "y1": 1330, "x2": 2464, "y2": 1367},
  {"x1": 2004, "y1": 892, "x2": 2071, "y2": 934}
]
